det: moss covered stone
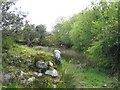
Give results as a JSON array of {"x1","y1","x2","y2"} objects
[{"x1": 2, "y1": 44, "x2": 60, "y2": 88}]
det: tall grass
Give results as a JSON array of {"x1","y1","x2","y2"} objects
[
  {"x1": 57, "y1": 57, "x2": 115, "y2": 88},
  {"x1": 57, "y1": 59, "x2": 79, "y2": 88}
]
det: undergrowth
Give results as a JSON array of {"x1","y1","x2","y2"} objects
[{"x1": 57, "y1": 58, "x2": 116, "y2": 88}]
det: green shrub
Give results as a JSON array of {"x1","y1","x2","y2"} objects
[
  {"x1": 87, "y1": 37, "x2": 119, "y2": 74},
  {"x1": 87, "y1": 40, "x2": 103, "y2": 63},
  {"x1": 2, "y1": 38, "x2": 15, "y2": 50}
]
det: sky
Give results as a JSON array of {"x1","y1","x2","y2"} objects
[{"x1": 14, "y1": 0, "x2": 95, "y2": 31}]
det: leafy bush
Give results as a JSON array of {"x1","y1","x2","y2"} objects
[
  {"x1": 2, "y1": 38, "x2": 15, "y2": 50},
  {"x1": 87, "y1": 40, "x2": 103, "y2": 61},
  {"x1": 87, "y1": 36, "x2": 119, "y2": 74}
]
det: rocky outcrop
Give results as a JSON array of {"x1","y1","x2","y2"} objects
[
  {"x1": 3, "y1": 73, "x2": 15, "y2": 82},
  {"x1": 45, "y1": 69, "x2": 58, "y2": 77},
  {"x1": 33, "y1": 72, "x2": 42, "y2": 77},
  {"x1": 2, "y1": 44, "x2": 61, "y2": 88},
  {"x1": 48, "y1": 61, "x2": 54, "y2": 67},
  {"x1": 27, "y1": 77, "x2": 35, "y2": 82},
  {"x1": 35, "y1": 61, "x2": 48, "y2": 69}
]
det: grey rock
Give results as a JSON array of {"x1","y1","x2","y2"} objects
[
  {"x1": 33, "y1": 72, "x2": 42, "y2": 77},
  {"x1": 48, "y1": 61, "x2": 53, "y2": 67},
  {"x1": 4, "y1": 73, "x2": 15, "y2": 82},
  {"x1": 33, "y1": 72, "x2": 38, "y2": 76},
  {"x1": 35, "y1": 61, "x2": 48, "y2": 69},
  {"x1": 37, "y1": 73, "x2": 42, "y2": 77},
  {"x1": 54, "y1": 50, "x2": 61, "y2": 61},
  {"x1": 45, "y1": 69, "x2": 58, "y2": 77},
  {"x1": 27, "y1": 77, "x2": 35, "y2": 85},
  {"x1": 54, "y1": 49, "x2": 61, "y2": 65},
  {"x1": 27, "y1": 77, "x2": 35, "y2": 82}
]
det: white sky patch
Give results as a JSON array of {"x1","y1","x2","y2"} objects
[{"x1": 15, "y1": 0, "x2": 98, "y2": 31}]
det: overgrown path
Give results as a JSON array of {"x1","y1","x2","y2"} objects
[
  {"x1": 33, "y1": 46, "x2": 81, "y2": 58},
  {"x1": 33, "y1": 46, "x2": 116, "y2": 88}
]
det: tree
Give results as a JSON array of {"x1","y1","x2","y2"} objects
[
  {"x1": 52, "y1": 0, "x2": 119, "y2": 73},
  {"x1": 86, "y1": 1, "x2": 119, "y2": 72},
  {"x1": 69, "y1": 1, "x2": 119, "y2": 72},
  {"x1": 35, "y1": 24, "x2": 46, "y2": 45},
  {"x1": 53, "y1": 19, "x2": 72, "y2": 48},
  {"x1": 1, "y1": 1, "x2": 27, "y2": 39},
  {"x1": 22, "y1": 24, "x2": 36, "y2": 46},
  {"x1": 1, "y1": 1, "x2": 28, "y2": 51}
]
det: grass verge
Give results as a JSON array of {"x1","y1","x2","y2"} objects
[{"x1": 57, "y1": 58, "x2": 115, "y2": 88}]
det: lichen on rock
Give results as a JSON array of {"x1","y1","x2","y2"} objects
[{"x1": 2, "y1": 44, "x2": 61, "y2": 88}]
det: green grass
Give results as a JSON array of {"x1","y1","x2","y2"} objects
[
  {"x1": 57, "y1": 58, "x2": 115, "y2": 88},
  {"x1": 76, "y1": 68, "x2": 114, "y2": 88},
  {"x1": 3, "y1": 82, "x2": 24, "y2": 88}
]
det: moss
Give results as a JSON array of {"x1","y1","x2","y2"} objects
[
  {"x1": 2, "y1": 44, "x2": 60, "y2": 88},
  {"x1": 3, "y1": 44, "x2": 55, "y2": 69},
  {"x1": 32, "y1": 76, "x2": 53, "y2": 88},
  {"x1": 32, "y1": 52, "x2": 54, "y2": 62}
]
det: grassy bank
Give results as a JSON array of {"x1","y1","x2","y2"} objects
[
  {"x1": 57, "y1": 59, "x2": 116, "y2": 88},
  {"x1": 2, "y1": 44, "x2": 60, "y2": 88}
]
